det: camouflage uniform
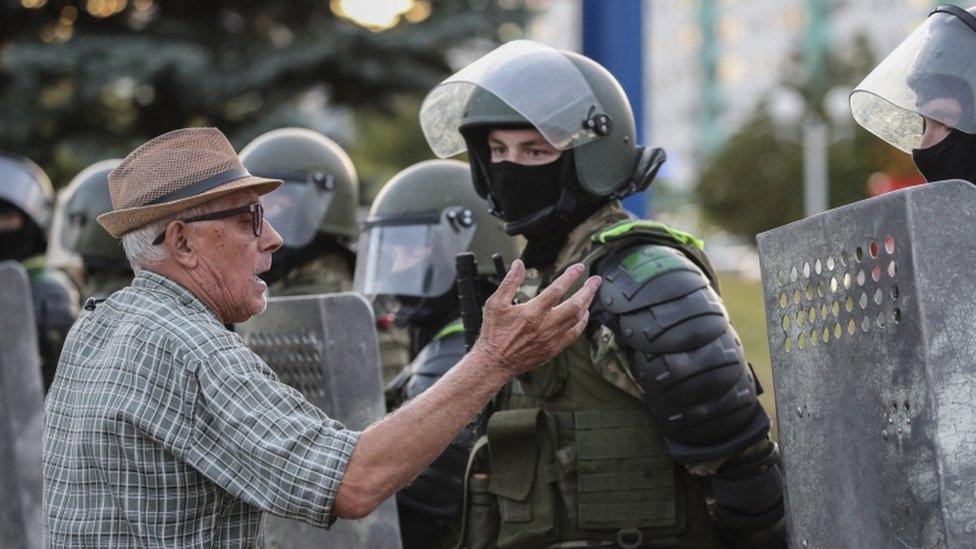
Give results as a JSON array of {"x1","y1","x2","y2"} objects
[
  {"x1": 267, "y1": 253, "x2": 353, "y2": 297},
  {"x1": 238, "y1": 128, "x2": 416, "y2": 379}
]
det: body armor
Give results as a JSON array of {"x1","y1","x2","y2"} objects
[
  {"x1": 462, "y1": 203, "x2": 781, "y2": 548},
  {"x1": 387, "y1": 320, "x2": 472, "y2": 549}
]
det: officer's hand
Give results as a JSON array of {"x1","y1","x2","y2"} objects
[{"x1": 474, "y1": 259, "x2": 602, "y2": 376}]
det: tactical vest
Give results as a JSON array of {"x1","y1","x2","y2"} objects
[{"x1": 471, "y1": 222, "x2": 725, "y2": 549}]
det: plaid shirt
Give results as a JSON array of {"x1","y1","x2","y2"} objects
[{"x1": 43, "y1": 270, "x2": 360, "y2": 547}]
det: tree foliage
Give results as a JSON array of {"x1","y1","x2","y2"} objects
[
  {"x1": 0, "y1": 0, "x2": 526, "y2": 186},
  {"x1": 697, "y1": 35, "x2": 918, "y2": 237}
]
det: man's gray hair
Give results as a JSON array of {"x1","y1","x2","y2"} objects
[{"x1": 121, "y1": 202, "x2": 212, "y2": 271}]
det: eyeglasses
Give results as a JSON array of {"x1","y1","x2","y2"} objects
[{"x1": 152, "y1": 202, "x2": 264, "y2": 245}]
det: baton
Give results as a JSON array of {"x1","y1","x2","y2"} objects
[{"x1": 455, "y1": 252, "x2": 482, "y2": 353}]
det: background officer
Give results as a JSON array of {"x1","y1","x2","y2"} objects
[
  {"x1": 0, "y1": 152, "x2": 78, "y2": 391},
  {"x1": 355, "y1": 159, "x2": 519, "y2": 549},
  {"x1": 47, "y1": 159, "x2": 133, "y2": 302},
  {"x1": 851, "y1": 4, "x2": 976, "y2": 183},
  {"x1": 241, "y1": 127, "x2": 411, "y2": 381},
  {"x1": 420, "y1": 41, "x2": 785, "y2": 548}
]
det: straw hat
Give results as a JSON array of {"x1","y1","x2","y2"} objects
[{"x1": 97, "y1": 127, "x2": 282, "y2": 238}]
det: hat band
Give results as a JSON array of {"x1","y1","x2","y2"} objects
[{"x1": 145, "y1": 166, "x2": 250, "y2": 206}]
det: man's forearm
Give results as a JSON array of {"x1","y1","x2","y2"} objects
[{"x1": 333, "y1": 346, "x2": 509, "y2": 518}]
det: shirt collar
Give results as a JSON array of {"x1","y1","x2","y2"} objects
[{"x1": 132, "y1": 269, "x2": 220, "y2": 321}]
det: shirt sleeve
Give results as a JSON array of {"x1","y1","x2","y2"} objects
[{"x1": 182, "y1": 343, "x2": 360, "y2": 527}]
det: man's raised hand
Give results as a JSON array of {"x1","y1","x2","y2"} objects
[{"x1": 473, "y1": 259, "x2": 602, "y2": 377}]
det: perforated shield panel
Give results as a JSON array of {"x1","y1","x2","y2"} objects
[
  {"x1": 0, "y1": 261, "x2": 44, "y2": 549},
  {"x1": 757, "y1": 180, "x2": 976, "y2": 548},
  {"x1": 237, "y1": 292, "x2": 401, "y2": 548}
]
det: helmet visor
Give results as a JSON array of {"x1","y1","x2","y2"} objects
[
  {"x1": 259, "y1": 171, "x2": 337, "y2": 249},
  {"x1": 354, "y1": 209, "x2": 477, "y2": 298},
  {"x1": 851, "y1": 8, "x2": 976, "y2": 152},
  {"x1": 420, "y1": 40, "x2": 607, "y2": 158}
]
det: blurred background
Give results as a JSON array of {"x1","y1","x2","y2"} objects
[{"x1": 1, "y1": 0, "x2": 964, "y2": 429}]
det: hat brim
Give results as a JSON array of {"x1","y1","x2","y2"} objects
[{"x1": 97, "y1": 175, "x2": 282, "y2": 238}]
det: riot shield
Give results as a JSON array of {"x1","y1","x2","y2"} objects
[
  {"x1": 0, "y1": 261, "x2": 44, "y2": 549},
  {"x1": 757, "y1": 180, "x2": 976, "y2": 548},
  {"x1": 237, "y1": 292, "x2": 402, "y2": 549}
]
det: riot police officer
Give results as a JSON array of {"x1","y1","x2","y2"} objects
[
  {"x1": 0, "y1": 152, "x2": 78, "y2": 390},
  {"x1": 355, "y1": 159, "x2": 520, "y2": 549},
  {"x1": 47, "y1": 159, "x2": 133, "y2": 302},
  {"x1": 240, "y1": 128, "x2": 410, "y2": 381},
  {"x1": 240, "y1": 128, "x2": 359, "y2": 295},
  {"x1": 851, "y1": 4, "x2": 976, "y2": 183},
  {"x1": 420, "y1": 41, "x2": 785, "y2": 548}
]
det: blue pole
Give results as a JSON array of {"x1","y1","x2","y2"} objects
[{"x1": 581, "y1": 0, "x2": 649, "y2": 218}]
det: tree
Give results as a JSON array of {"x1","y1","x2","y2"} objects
[
  {"x1": 697, "y1": 35, "x2": 916, "y2": 237},
  {"x1": 0, "y1": 0, "x2": 527, "y2": 185}
]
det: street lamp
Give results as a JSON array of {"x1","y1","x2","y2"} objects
[
  {"x1": 770, "y1": 85, "x2": 852, "y2": 218},
  {"x1": 330, "y1": 0, "x2": 430, "y2": 31}
]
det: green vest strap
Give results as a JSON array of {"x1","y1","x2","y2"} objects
[
  {"x1": 578, "y1": 471, "x2": 674, "y2": 493},
  {"x1": 594, "y1": 220, "x2": 705, "y2": 251},
  {"x1": 574, "y1": 409, "x2": 650, "y2": 430},
  {"x1": 578, "y1": 501, "x2": 677, "y2": 524},
  {"x1": 434, "y1": 318, "x2": 464, "y2": 341}
]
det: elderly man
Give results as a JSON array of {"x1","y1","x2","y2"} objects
[{"x1": 42, "y1": 128, "x2": 601, "y2": 546}]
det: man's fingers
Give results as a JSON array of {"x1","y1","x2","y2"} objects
[
  {"x1": 551, "y1": 275, "x2": 602, "y2": 323},
  {"x1": 553, "y1": 310, "x2": 590, "y2": 352},
  {"x1": 531, "y1": 263, "x2": 586, "y2": 311},
  {"x1": 488, "y1": 259, "x2": 525, "y2": 306}
]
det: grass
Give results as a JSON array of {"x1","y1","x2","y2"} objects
[{"x1": 717, "y1": 273, "x2": 778, "y2": 440}]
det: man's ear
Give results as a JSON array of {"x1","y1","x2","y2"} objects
[{"x1": 165, "y1": 221, "x2": 198, "y2": 268}]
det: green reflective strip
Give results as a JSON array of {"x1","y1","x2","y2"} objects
[
  {"x1": 578, "y1": 500, "x2": 676, "y2": 524},
  {"x1": 574, "y1": 409, "x2": 650, "y2": 429},
  {"x1": 22, "y1": 254, "x2": 45, "y2": 275},
  {"x1": 622, "y1": 250, "x2": 689, "y2": 285},
  {"x1": 433, "y1": 319, "x2": 464, "y2": 341},
  {"x1": 595, "y1": 220, "x2": 705, "y2": 250},
  {"x1": 578, "y1": 471, "x2": 673, "y2": 493}
]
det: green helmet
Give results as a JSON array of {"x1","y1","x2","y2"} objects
[
  {"x1": 48, "y1": 159, "x2": 128, "y2": 272},
  {"x1": 240, "y1": 127, "x2": 359, "y2": 249},
  {"x1": 354, "y1": 159, "x2": 520, "y2": 299},
  {"x1": 0, "y1": 152, "x2": 54, "y2": 261},
  {"x1": 419, "y1": 40, "x2": 665, "y2": 203}
]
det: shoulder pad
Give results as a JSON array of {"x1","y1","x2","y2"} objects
[
  {"x1": 596, "y1": 243, "x2": 711, "y2": 315},
  {"x1": 31, "y1": 269, "x2": 80, "y2": 329},
  {"x1": 403, "y1": 330, "x2": 465, "y2": 400}
]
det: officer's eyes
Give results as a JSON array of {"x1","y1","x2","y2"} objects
[
  {"x1": 528, "y1": 149, "x2": 549, "y2": 158},
  {"x1": 490, "y1": 145, "x2": 506, "y2": 155}
]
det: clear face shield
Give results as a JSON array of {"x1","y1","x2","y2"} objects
[
  {"x1": 257, "y1": 170, "x2": 337, "y2": 249},
  {"x1": 419, "y1": 40, "x2": 610, "y2": 157},
  {"x1": 354, "y1": 207, "x2": 477, "y2": 299},
  {"x1": 851, "y1": 6, "x2": 976, "y2": 152}
]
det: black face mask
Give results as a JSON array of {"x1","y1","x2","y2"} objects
[
  {"x1": 911, "y1": 128, "x2": 976, "y2": 184},
  {"x1": 487, "y1": 158, "x2": 565, "y2": 227}
]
